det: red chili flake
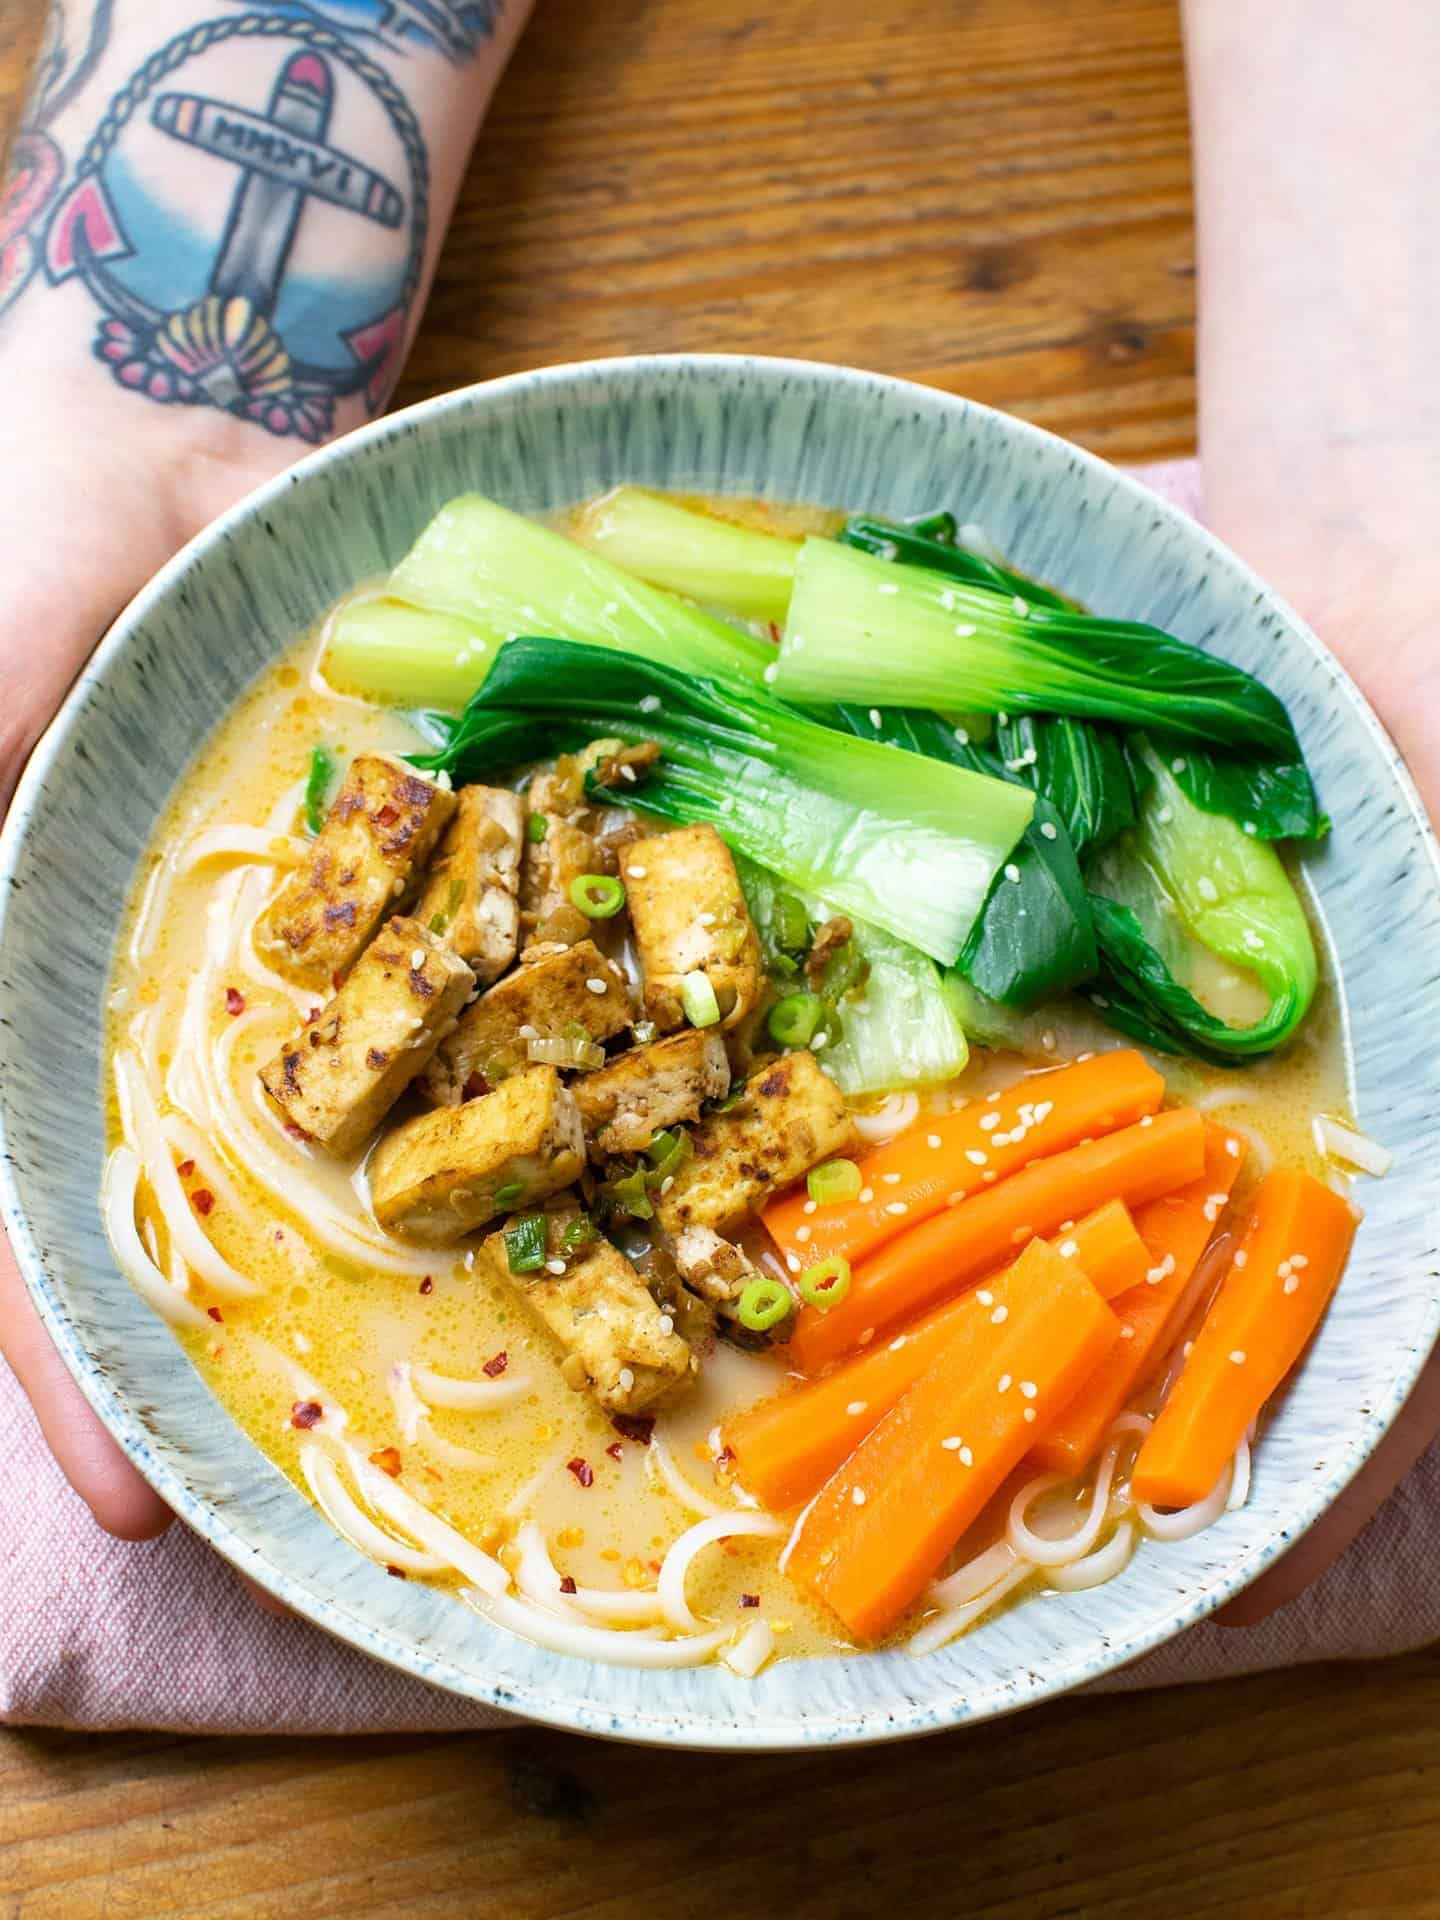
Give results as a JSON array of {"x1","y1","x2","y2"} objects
[
  {"x1": 418, "y1": 1275, "x2": 435, "y2": 1296},
  {"x1": 566, "y1": 1457, "x2": 594, "y2": 1489},
  {"x1": 176, "y1": 1158, "x2": 196, "y2": 1179},
  {"x1": 482, "y1": 1350, "x2": 508, "y2": 1378},
  {"x1": 283, "y1": 1121, "x2": 311, "y2": 1142},
  {"x1": 462, "y1": 1072, "x2": 485, "y2": 1101},
  {"x1": 206, "y1": 1307, "x2": 224, "y2": 1324},
  {"x1": 191, "y1": 1189, "x2": 216, "y2": 1216},
  {"x1": 369, "y1": 1446, "x2": 403, "y2": 1478},
  {"x1": 290, "y1": 1400, "x2": 323, "y2": 1430},
  {"x1": 610, "y1": 1413, "x2": 654, "y2": 1446},
  {"x1": 716, "y1": 1444, "x2": 736, "y2": 1469},
  {"x1": 767, "y1": 622, "x2": 781, "y2": 646},
  {"x1": 740, "y1": 1593, "x2": 760, "y2": 1609},
  {"x1": 306, "y1": 1005, "x2": 323, "y2": 1024},
  {"x1": 375, "y1": 804, "x2": 399, "y2": 827},
  {"x1": 558, "y1": 1575, "x2": 578, "y2": 1595},
  {"x1": 224, "y1": 986, "x2": 246, "y2": 1016},
  {"x1": 605, "y1": 1442, "x2": 624, "y2": 1463},
  {"x1": 385, "y1": 1564, "x2": 408, "y2": 1580}
]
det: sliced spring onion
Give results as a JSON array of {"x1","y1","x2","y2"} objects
[
  {"x1": 526, "y1": 811, "x2": 548, "y2": 843},
  {"x1": 303, "y1": 745, "x2": 336, "y2": 836},
  {"x1": 772, "y1": 893, "x2": 811, "y2": 954},
  {"x1": 560, "y1": 1214, "x2": 597, "y2": 1254},
  {"x1": 632, "y1": 1019, "x2": 659, "y2": 1046},
  {"x1": 504, "y1": 1212, "x2": 547, "y2": 1272},
  {"x1": 493, "y1": 1180, "x2": 525, "y2": 1210},
  {"x1": 680, "y1": 970, "x2": 721, "y2": 1029},
  {"x1": 645, "y1": 1128, "x2": 693, "y2": 1181},
  {"x1": 807, "y1": 1159, "x2": 862, "y2": 1206},
  {"x1": 569, "y1": 873, "x2": 627, "y2": 919},
  {"x1": 799, "y1": 1255, "x2": 852, "y2": 1311},
  {"x1": 736, "y1": 1276, "x2": 795, "y2": 1333},
  {"x1": 604, "y1": 1167, "x2": 654, "y2": 1220},
  {"x1": 767, "y1": 991, "x2": 823, "y2": 1048},
  {"x1": 527, "y1": 1033, "x2": 606, "y2": 1071}
]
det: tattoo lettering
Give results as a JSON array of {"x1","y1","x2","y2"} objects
[
  {"x1": 44, "y1": 15, "x2": 430, "y2": 441},
  {"x1": 0, "y1": 2, "x2": 114, "y2": 315},
  {"x1": 224, "y1": 1, "x2": 501, "y2": 65}
]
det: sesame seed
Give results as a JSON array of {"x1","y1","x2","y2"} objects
[
  {"x1": 976, "y1": 1290, "x2": 994, "y2": 1306},
  {"x1": 802, "y1": 1199, "x2": 817, "y2": 1215},
  {"x1": 991, "y1": 1305, "x2": 1008, "y2": 1325},
  {"x1": 1197, "y1": 876, "x2": 1219, "y2": 903},
  {"x1": 1042, "y1": 1029, "x2": 1057, "y2": 1051},
  {"x1": 869, "y1": 707, "x2": 883, "y2": 728},
  {"x1": 983, "y1": 1171, "x2": 997, "y2": 1183},
  {"x1": 1229, "y1": 1350, "x2": 1247, "y2": 1366},
  {"x1": 410, "y1": 948, "x2": 426, "y2": 970},
  {"x1": 660, "y1": 1175, "x2": 674, "y2": 1195},
  {"x1": 881, "y1": 1171, "x2": 902, "y2": 1185},
  {"x1": 1023, "y1": 1407, "x2": 1036, "y2": 1423},
  {"x1": 1284, "y1": 1274, "x2": 1300, "y2": 1294},
  {"x1": 859, "y1": 1186, "x2": 875, "y2": 1204},
  {"x1": 1121, "y1": 1326, "x2": 1135, "y2": 1340},
  {"x1": 1013, "y1": 595, "x2": 1030, "y2": 617},
  {"x1": 639, "y1": 693, "x2": 662, "y2": 713},
  {"x1": 852, "y1": 1485, "x2": 867, "y2": 1505},
  {"x1": 846, "y1": 1400, "x2": 868, "y2": 1417},
  {"x1": 545, "y1": 1258, "x2": 566, "y2": 1275},
  {"x1": 889, "y1": 1334, "x2": 908, "y2": 1352},
  {"x1": 885, "y1": 1201, "x2": 909, "y2": 1216},
  {"x1": 987, "y1": 1090, "x2": 1002, "y2": 1103},
  {"x1": 812, "y1": 1032, "x2": 828, "y2": 1050},
  {"x1": 1004, "y1": 863, "x2": 1022, "y2": 884},
  {"x1": 1203, "y1": 1192, "x2": 1229, "y2": 1223},
  {"x1": 1234, "y1": 1250, "x2": 1249, "y2": 1269},
  {"x1": 1059, "y1": 1239, "x2": 1079, "y2": 1259},
  {"x1": 518, "y1": 1024, "x2": 539, "y2": 1040},
  {"x1": 659, "y1": 1314, "x2": 675, "y2": 1334},
  {"x1": 1172, "y1": 756, "x2": 1188, "y2": 774},
  {"x1": 1059, "y1": 1220, "x2": 1076, "y2": 1232},
  {"x1": 997, "y1": 1373, "x2": 1012, "y2": 1392},
  {"x1": 876, "y1": 584, "x2": 899, "y2": 597},
  {"x1": 1243, "y1": 930, "x2": 1264, "y2": 951},
  {"x1": 1019, "y1": 1381, "x2": 1037, "y2": 1399},
  {"x1": 980, "y1": 1112, "x2": 1000, "y2": 1132},
  {"x1": 941, "y1": 1436, "x2": 963, "y2": 1451},
  {"x1": 1140, "y1": 1115, "x2": 1154, "y2": 1130},
  {"x1": 966, "y1": 1149, "x2": 989, "y2": 1166},
  {"x1": 795, "y1": 1225, "x2": 812, "y2": 1243},
  {"x1": 954, "y1": 624, "x2": 977, "y2": 639},
  {"x1": 586, "y1": 978, "x2": 608, "y2": 994},
  {"x1": 785, "y1": 1254, "x2": 801, "y2": 1274},
  {"x1": 627, "y1": 864, "x2": 647, "y2": 878},
  {"x1": 698, "y1": 911, "x2": 716, "y2": 926},
  {"x1": 1146, "y1": 1254, "x2": 1175, "y2": 1285},
  {"x1": 1039, "y1": 820, "x2": 1059, "y2": 840},
  {"x1": 927, "y1": 1133, "x2": 942, "y2": 1148},
  {"x1": 958, "y1": 1446, "x2": 974, "y2": 1466},
  {"x1": 618, "y1": 1367, "x2": 635, "y2": 1391},
  {"x1": 940, "y1": 590, "x2": 957, "y2": 610},
  {"x1": 1290, "y1": 1253, "x2": 1309, "y2": 1269},
  {"x1": 391, "y1": 878, "x2": 405, "y2": 896},
  {"x1": 952, "y1": 725, "x2": 971, "y2": 745},
  {"x1": 1244, "y1": 821, "x2": 1258, "y2": 836},
  {"x1": 763, "y1": 663, "x2": 778, "y2": 684}
]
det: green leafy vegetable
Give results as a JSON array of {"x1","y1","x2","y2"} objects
[
  {"x1": 840, "y1": 514, "x2": 1078, "y2": 612},
  {"x1": 303, "y1": 746, "x2": 336, "y2": 836},
  {"x1": 778, "y1": 536, "x2": 1304, "y2": 758},
  {"x1": 601, "y1": 1167, "x2": 654, "y2": 1221},
  {"x1": 1168, "y1": 744, "x2": 1327, "y2": 843},
  {"x1": 570, "y1": 486, "x2": 801, "y2": 624},
  {"x1": 417, "y1": 638, "x2": 1034, "y2": 968},
  {"x1": 992, "y1": 714, "x2": 1136, "y2": 859},
  {"x1": 504, "y1": 1213, "x2": 547, "y2": 1273},
  {"x1": 560, "y1": 1215, "x2": 597, "y2": 1255}
]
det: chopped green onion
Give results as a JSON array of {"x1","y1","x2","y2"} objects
[
  {"x1": 680, "y1": 970, "x2": 721, "y2": 1029},
  {"x1": 527, "y1": 1033, "x2": 606, "y2": 1071},
  {"x1": 820, "y1": 939, "x2": 868, "y2": 1003},
  {"x1": 504, "y1": 1212, "x2": 547, "y2": 1273},
  {"x1": 603, "y1": 1168, "x2": 654, "y2": 1220},
  {"x1": 303, "y1": 745, "x2": 336, "y2": 836},
  {"x1": 632, "y1": 1019, "x2": 659, "y2": 1046},
  {"x1": 493, "y1": 1180, "x2": 525, "y2": 1209},
  {"x1": 799, "y1": 1255, "x2": 852, "y2": 1311},
  {"x1": 429, "y1": 876, "x2": 465, "y2": 937},
  {"x1": 736, "y1": 1277, "x2": 794, "y2": 1333},
  {"x1": 770, "y1": 952, "x2": 800, "y2": 981},
  {"x1": 526, "y1": 811, "x2": 548, "y2": 843},
  {"x1": 907, "y1": 509, "x2": 957, "y2": 543},
  {"x1": 712, "y1": 1080, "x2": 748, "y2": 1114},
  {"x1": 772, "y1": 892, "x2": 811, "y2": 954},
  {"x1": 560, "y1": 1214, "x2": 596, "y2": 1255},
  {"x1": 569, "y1": 873, "x2": 627, "y2": 919},
  {"x1": 767, "y1": 991, "x2": 823, "y2": 1048},
  {"x1": 645, "y1": 1127, "x2": 693, "y2": 1181},
  {"x1": 807, "y1": 1160, "x2": 862, "y2": 1206}
]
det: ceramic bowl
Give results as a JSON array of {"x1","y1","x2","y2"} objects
[{"x1": 3, "y1": 356, "x2": 1438, "y2": 1750}]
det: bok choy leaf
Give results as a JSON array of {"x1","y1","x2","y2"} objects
[
  {"x1": 840, "y1": 514, "x2": 1078, "y2": 612},
  {"x1": 417, "y1": 638, "x2": 1034, "y2": 967},
  {"x1": 569, "y1": 487, "x2": 801, "y2": 625}
]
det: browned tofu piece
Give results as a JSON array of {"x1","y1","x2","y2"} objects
[
  {"x1": 256, "y1": 755, "x2": 456, "y2": 989},
  {"x1": 653, "y1": 1051, "x2": 856, "y2": 1238},
  {"x1": 570, "y1": 1029, "x2": 730, "y2": 1160},
  {"x1": 259, "y1": 918, "x2": 474, "y2": 1156},
  {"x1": 421, "y1": 939, "x2": 633, "y2": 1106},
  {"x1": 670, "y1": 1225, "x2": 757, "y2": 1308},
  {"x1": 369, "y1": 1064, "x2": 584, "y2": 1243},
  {"x1": 475, "y1": 1210, "x2": 695, "y2": 1415},
  {"x1": 621, "y1": 825, "x2": 762, "y2": 1032},
  {"x1": 411, "y1": 785, "x2": 523, "y2": 984}
]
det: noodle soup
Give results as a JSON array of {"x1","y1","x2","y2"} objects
[{"x1": 104, "y1": 490, "x2": 1365, "y2": 1672}]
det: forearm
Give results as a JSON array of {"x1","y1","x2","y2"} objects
[{"x1": 1182, "y1": 1, "x2": 1440, "y2": 778}]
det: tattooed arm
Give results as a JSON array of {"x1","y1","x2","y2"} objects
[{"x1": 0, "y1": 0, "x2": 532, "y2": 1539}]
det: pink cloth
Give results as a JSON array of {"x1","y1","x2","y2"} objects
[{"x1": 4, "y1": 457, "x2": 1435, "y2": 1734}]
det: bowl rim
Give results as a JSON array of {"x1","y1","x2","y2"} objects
[{"x1": 3, "y1": 351, "x2": 1439, "y2": 1750}]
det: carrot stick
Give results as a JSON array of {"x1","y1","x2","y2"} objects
[
  {"x1": 1130, "y1": 1169, "x2": 1359, "y2": 1510},
  {"x1": 727, "y1": 1200, "x2": 1146, "y2": 1510},
  {"x1": 786, "y1": 1239, "x2": 1119, "y2": 1642},
  {"x1": 789, "y1": 1107, "x2": 1206, "y2": 1373},
  {"x1": 765, "y1": 1050, "x2": 1164, "y2": 1273},
  {"x1": 1029, "y1": 1125, "x2": 1248, "y2": 1477}
]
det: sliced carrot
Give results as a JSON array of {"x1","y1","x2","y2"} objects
[
  {"x1": 789, "y1": 1107, "x2": 1206, "y2": 1373},
  {"x1": 786, "y1": 1239, "x2": 1118, "y2": 1642},
  {"x1": 1029, "y1": 1125, "x2": 1248, "y2": 1477},
  {"x1": 765, "y1": 1050, "x2": 1164, "y2": 1273},
  {"x1": 726, "y1": 1200, "x2": 1146, "y2": 1509},
  {"x1": 1130, "y1": 1169, "x2": 1359, "y2": 1510}
]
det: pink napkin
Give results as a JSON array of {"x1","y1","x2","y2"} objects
[{"x1": 4, "y1": 458, "x2": 1435, "y2": 1734}]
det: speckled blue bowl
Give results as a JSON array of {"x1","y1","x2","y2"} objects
[{"x1": 3, "y1": 356, "x2": 1439, "y2": 1750}]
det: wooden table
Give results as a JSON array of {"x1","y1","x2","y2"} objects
[{"x1": 3, "y1": 3, "x2": 1434, "y2": 1915}]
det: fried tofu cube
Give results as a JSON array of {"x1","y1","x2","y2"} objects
[
  {"x1": 369, "y1": 1064, "x2": 584, "y2": 1243},
  {"x1": 411, "y1": 785, "x2": 523, "y2": 984},
  {"x1": 421, "y1": 939, "x2": 632, "y2": 1106},
  {"x1": 670, "y1": 1224, "x2": 757, "y2": 1307},
  {"x1": 570, "y1": 1029, "x2": 731, "y2": 1160},
  {"x1": 259, "y1": 917, "x2": 474, "y2": 1156},
  {"x1": 654, "y1": 1050, "x2": 856, "y2": 1238},
  {"x1": 621, "y1": 825, "x2": 762, "y2": 1031},
  {"x1": 256, "y1": 755, "x2": 456, "y2": 989},
  {"x1": 476, "y1": 1210, "x2": 695, "y2": 1415}
]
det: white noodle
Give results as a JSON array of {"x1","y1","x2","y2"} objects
[
  {"x1": 776, "y1": 1492, "x2": 820, "y2": 1578},
  {"x1": 465, "y1": 1589, "x2": 729, "y2": 1668},
  {"x1": 387, "y1": 1363, "x2": 427, "y2": 1443},
  {"x1": 1193, "y1": 1085, "x2": 1268, "y2": 1113},
  {"x1": 512, "y1": 1525, "x2": 664, "y2": 1627},
  {"x1": 909, "y1": 1562, "x2": 1032, "y2": 1655},
  {"x1": 113, "y1": 1051, "x2": 261, "y2": 1299},
  {"x1": 929, "y1": 1538, "x2": 1021, "y2": 1610},
  {"x1": 416, "y1": 1424, "x2": 496, "y2": 1473},
  {"x1": 1313, "y1": 1115, "x2": 1392, "y2": 1179},
  {"x1": 101, "y1": 1147, "x2": 211, "y2": 1330},
  {"x1": 853, "y1": 1092, "x2": 920, "y2": 1144},
  {"x1": 1137, "y1": 1457, "x2": 1236, "y2": 1540},
  {"x1": 1050, "y1": 1518, "x2": 1137, "y2": 1591},
  {"x1": 656, "y1": 1511, "x2": 784, "y2": 1632},
  {"x1": 345, "y1": 1449, "x2": 508, "y2": 1595},
  {"x1": 411, "y1": 1363, "x2": 531, "y2": 1412},
  {"x1": 647, "y1": 1428, "x2": 739, "y2": 1519},
  {"x1": 299, "y1": 1445, "x2": 448, "y2": 1575},
  {"x1": 1227, "y1": 1428, "x2": 1254, "y2": 1512},
  {"x1": 159, "y1": 1113, "x2": 251, "y2": 1220},
  {"x1": 179, "y1": 825, "x2": 308, "y2": 874},
  {"x1": 722, "y1": 1619, "x2": 776, "y2": 1677},
  {"x1": 1224, "y1": 1120, "x2": 1275, "y2": 1179}
]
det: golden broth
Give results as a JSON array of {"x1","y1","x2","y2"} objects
[{"x1": 105, "y1": 498, "x2": 1353, "y2": 1668}]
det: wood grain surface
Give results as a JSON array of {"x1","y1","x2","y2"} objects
[{"x1": 6, "y1": 3, "x2": 1432, "y2": 1917}]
